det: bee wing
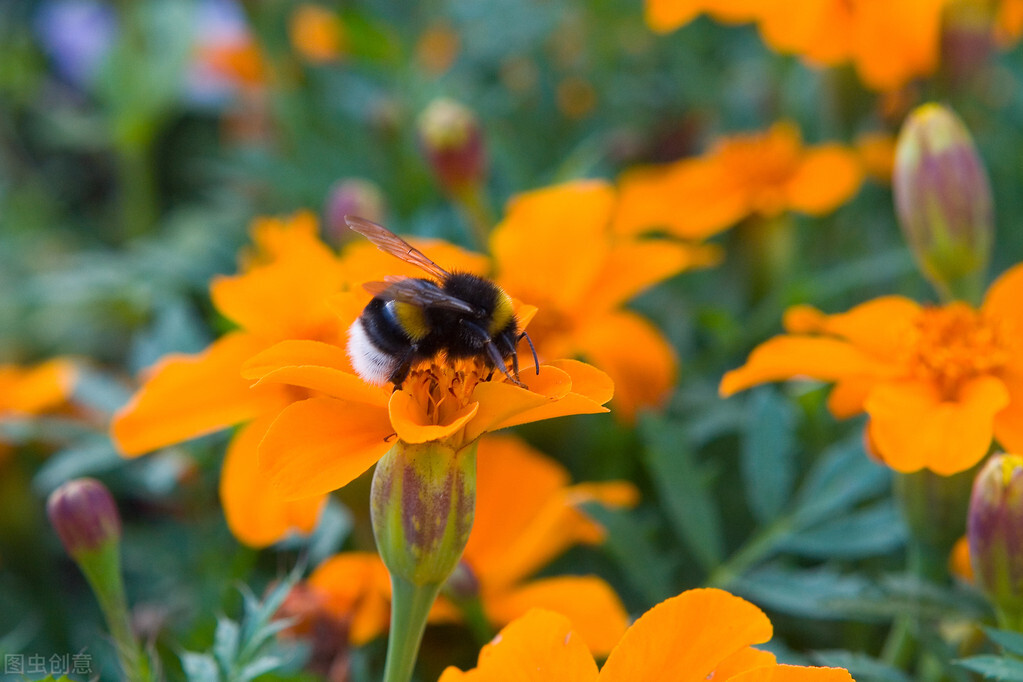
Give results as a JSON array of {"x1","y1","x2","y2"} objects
[
  {"x1": 345, "y1": 216, "x2": 452, "y2": 281},
  {"x1": 363, "y1": 277, "x2": 477, "y2": 314}
]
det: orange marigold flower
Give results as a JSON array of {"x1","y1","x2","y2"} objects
[
  {"x1": 644, "y1": 0, "x2": 760, "y2": 34},
  {"x1": 111, "y1": 212, "x2": 487, "y2": 547},
  {"x1": 855, "y1": 131, "x2": 897, "y2": 183},
  {"x1": 439, "y1": 587, "x2": 853, "y2": 681},
  {"x1": 301, "y1": 435, "x2": 635, "y2": 653},
  {"x1": 615, "y1": 122, "x2": 863, "y2": 241},
  {"x1": 290, "y1": 4, "x2": 348, "y2": 64},
  {"x1": 721, "y1": 263, "x2": 1023, "y2": 475},
  {"x1": 492, "y1": 180, "x2": 718, "y2": 422},
  {"x1": 0, "y1": 359, "x2": 76, "y2": 417}
]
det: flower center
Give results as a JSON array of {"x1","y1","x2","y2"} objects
[
  {"x1": 904, "y1": 302, "x2": 1011, "y2": 398},
  {"x1": 405, "y1": 357, "x2": 491, "y2": 424}
]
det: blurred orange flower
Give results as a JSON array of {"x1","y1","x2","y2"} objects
[
  {"x1": 439, "y1": 587, "x2": 853, "y2": 681},
  {"x1": 644, "y1": 0, "x2": 947, "y2": 91},
  {"x1": 0, "y1": 358, "x2": 77, "y2": 464},
  {"x1": 615, "y1": 122, "x2": 863, "y2": 241},
  {"x1": 721, "y1": 263, "x2": 1023, "y2": 474},
  {"x1": 855, "y1": 131, "x2": 897, "y2": 183},
  {"x1": 290, "y1": 4, "x2": 348, "y2": 64},
  {"x1": 492, "y1": 180, "x2": 718, "y2": 422},
  {"x1": 301, "y1": 435, "x2": 635, "y2": 654},
  {"x1": 111, "y1": 212, "x2": 486, "y2": 546}
]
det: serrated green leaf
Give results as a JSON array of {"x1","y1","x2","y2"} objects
[
  {"x1": 793, "y1": 436, "x2": 891, "y2": 527},
  {"x1": 640, "y1": 415, "x2": 725, "y2": 571},
  {"x1": 181, "y1": 652, "x2": 220, "y2": 682},
  {"x1": 733, "y1": 565, "x2": 876, "y2": 620},
  {"x1": 984, "y1": 628, "x2": 1023, "y2": 657},
  {"x1": 781, "y1": 500, "x2": 906, "y2": 559},
  {"x1": 740, "y1": 388, "x2": 798, "y2": 523},
  {"x1": 584, "y1": 505, "x2": 677, "y2": 605},
  {"x1": 213, "y1": 617, "x2": 240, "y2": 674},
  {"x1": 956, "y1": 655, "x2": 1023, "y2": 680}
]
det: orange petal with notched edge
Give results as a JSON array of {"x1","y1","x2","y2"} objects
[
  {"x1": 720, "y1": 336, "x2": 884, "y2": 398},
  {"x1": 462, "y1": 366, "x2": 574, "y2": 442},
  {"x1": 726, "y1": 664, "x2": 855, "y2": 682},
  {"x1": 643, "y1": 0, "x2": 702, "y2": 33},
  {"x1": 0, "y1": 358, "x2": 76, "y2": 415},
  {"x1": 865, "y1": 376, "x2": 1008, "y2": 474},
  {"x1": 994, "y1": 370, "x2": 1023, "y2": 453},
  {"x1": 388, "y1": 389, "x2": 479, "y2": 444},
  {"x1": 220, "y1": 416, "x2": 325, "y2": 547},
  {"x1": 784, "y1": 297, "x2": 920, "y2": 360},
  {"x1": 984, "y1": 263, "x2": 1023, "y2": 335},
  {"x1": 259, "y1": 396, "x2": 393, "y2": 499},
  {"x1": 598, "y1": 588, "x2": 773, "y2": 682},
  {"x1": 112, "y1": 333, "x2": 287, "y2": 456},
  {"x1": 438, "y1": 609, "x2": 599, "y2": 682},
  {"x1": 573, "y1": 311, "x2": 675, "y2": 423},
  {"x1": 786, "y1": 145, "x2": 863, "y2": 215},
  {"x1": 586, "y1": 239, "x2": 716, "y2": 313},
  {"x1": 483, "y1": 576, "x2": 629, "y2": 657},
  {"x1": 827, "y1": 377, "x2": 874, "y2": 418}
]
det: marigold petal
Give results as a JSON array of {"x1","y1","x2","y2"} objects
[
  {"x1": 466, "y1": 436, "x2": 572, "y2": 575},
  {"x1": 720, "y1": 336, "x2": 883, "y2": 398},
  {"x1": 111, "y1": 333, "x2": 286, "y2": 456},
  {"x1": 783, "y1": 297, "x2": 920, "y2": 360},
  {"x1": 220, "y1": 417, "x2": 325, "y2": 547},
  {"x1": 785, "y1": 145, "x2": 863, "y2": 215},
  {"x1": 242, "y1": 338, "x2": 352, "y2": 378},
  {"x1": 389, "y1": 390, "x2": 480, "y2": 444},
  {"x1": 462, "y1": 366, "x2": 575, "y2": 443},
  {"x1": 492, "y1": 181, "x2": 614, "y2": 311},
  {"x1": 983, "y1": 263, "x2": 1023, "y2": 332},
  {"x1": 827, "y1": 378, "x2": 874, "y2": 418},
  {"x1": 308, "y1": 553, "x2": 392, "y2": 645},
  {"x1": 586, "y1": 240, "x2": 713, "y2": 312},
  {"x1": 993, "y1": 370, "x2": 1023, "y2": 453},
  {"x1": 710, "y1": 647, "x2": 777, "y2": 679},
  {"x1": 259, "y1": 397, "x2": 393, "y2": 499},
  {"x1": 597, "y1": 588, "x2": 772, "y2": 682},
  {"x1": 573, "y1": 311, "x2": 675, "y2": 422},
  {"x1": 950, "y1": 535, "x2": 974, "y2": 583},
  {"x1": 484, "y1": 576, "x2": 629, "y2": 657},
  {"x1": 242, "y1": 340, "x2": 389, "y2": 405},
  {"x1": 757, "y1": 0, "x2": 851, "y2": 65},
  {"x1": 643, "y1": 0, "x2": 702, "y2": 33},
  {"x1": 726, "y1": 665, "x2": 854, "y2": 682},
  {"x1": 865, "y1": 377, "x2": 1008, "y2": 474},
  {"x1": 438, "y1": 609, "x2": 599, "y2": 682},
  {"x1": 851, "y1": 0, "x2": 943, "y2": 91},
  {"x1": 0, "y1": 358, "x2": 76, "y2": 415},
  {"x1": 544, "y1": 359, "x2": 615, "y2": 405}
]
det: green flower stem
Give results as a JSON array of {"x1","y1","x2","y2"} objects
[
  {"x1": 383, "y1": 576, "x2": 443, "y2": 682},
  {"x1": 453, "y1": 183, "x2": 496, "y2": 251},
  {"x1": 735, "y1": 213, "x2": 796, "y2": 306},
  {"x1": 77, "y1": 542, "x2": 152, "y2": 682},
  {"x1": 456, "y1": 595, "x2": 495, "y2": 645}
]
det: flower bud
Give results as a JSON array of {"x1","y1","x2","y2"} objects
[
  {"x1": 968, "y1": 454, "x2": 1023, "y2": 627},
  {"x1": 324, "y1": 178, "x2": 386, "y2": 244},
  {"x1": 893, "y1": 103, "x2": 993, "y2": 302},
  {"x1": 47, "y1": 477, "x2": 121, "y2": 557},
  {"x1": 416, "y1": 98, "x2": 488, "y2": 197},
  {"x1": 370, "y1": 440, "x2": 477, "y2": 587}
]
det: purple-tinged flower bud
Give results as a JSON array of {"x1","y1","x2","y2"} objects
[
  {"x1": 324, "y1": 178, "x2": 386, "y2": 244},
  {"x1": 894, "y1": 103, "x2": 993, "y2": 303},
  {"x1": 968, "y1": 454, "x2": 1023, "y2": 627},
  {"x1": 416, "y1": 98, "x2": 488, "y2": 198},
  {"x1": 370, "y1": 439, "x2": 477, "y2": 587},
  {"x1": 47, "y1": 477, "x2": 121, "y2": 557}
]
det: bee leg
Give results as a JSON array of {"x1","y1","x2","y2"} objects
[
  {"x1": 461, "y1": 320, "x2": 520, "y2": 385},
  {"x1": 387, "y1": 348, "x2": 417, "y2": 389},
  {"x1": 518, "y1": 331, "x2": 540, "y2": 375}
]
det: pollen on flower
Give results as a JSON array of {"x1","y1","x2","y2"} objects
[
  {"x1": 903, "y1": 303, "x2": 1012, "y2": 398},
  {"x1": 405, "y1": 357, "x2": 492, "y2": 425}
]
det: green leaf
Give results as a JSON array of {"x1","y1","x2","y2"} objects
[
  {"x1": 182, "y1": 652, "x2": 220, "y2": 682},
  {"x1": 640, "y1": 415, "x2": 725, "y2": 571},
  {"x1": 740, "y1": 388, "x2": 798, "y2": 523},
  {"x1": 984, "y1": 628, "x2": 1023, "y2": 657},
  {"x1": 732, "y1": 565, "x2": 876, "y2": 620},
  {"x1": 213, "y1": 617, "x2": 240, "y2": 675},
  {"x1": 956, "y1": 655, "x2": 1023, "y2": 680},
  {"x1": 792, "y1": 435, "x2": 892, "y2": 527},
  {"x1": 812, "y1": 651, "x2": 912, "y2": 682},
  {"x1": 781, "y1": 500, "x2": 906, "y2": 559},
  {"x1": 584, "y1": 505, "x2": 677, "y2": 606}
]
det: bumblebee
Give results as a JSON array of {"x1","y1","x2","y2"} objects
[{"x1": 345, "y1": 216, "x2": 538, "y2": 388}]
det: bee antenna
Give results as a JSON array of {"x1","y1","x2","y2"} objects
[{"x1": 519, "y1": 331, "x2": 540, "y2": 375}]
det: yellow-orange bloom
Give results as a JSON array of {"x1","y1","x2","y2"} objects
[
  {"x1": 615, "y1": 123, "x2": 863, "y2": 242},
  {"x1": 721, "y1": 263, "x2": 1023, "y2": 475},
  {"x1": 493, "y1": 180, "x2": 717, "y2": 422},
  {"x1": 439, "y1": 588, "x2": 853, "y2": 681},
  {"x1": 644, "y1": 0, "x2": 947, "y2": 91},
  {"x1": 0, "y1": 359, "x2": 76, "y2": 417},
  {"x1": 111, "y1": 212, "x2": 487, "y2": 547},
  {"x1": 301, "y1": 435, "x2": 635, "y2": 653},
  {"x1": 290, "y1": 4, "x2": 348, "y2": 64}
]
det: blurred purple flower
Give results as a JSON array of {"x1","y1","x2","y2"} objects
[{"x1": 34, "y1": 0, "x2": 117, "y2": 87}]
